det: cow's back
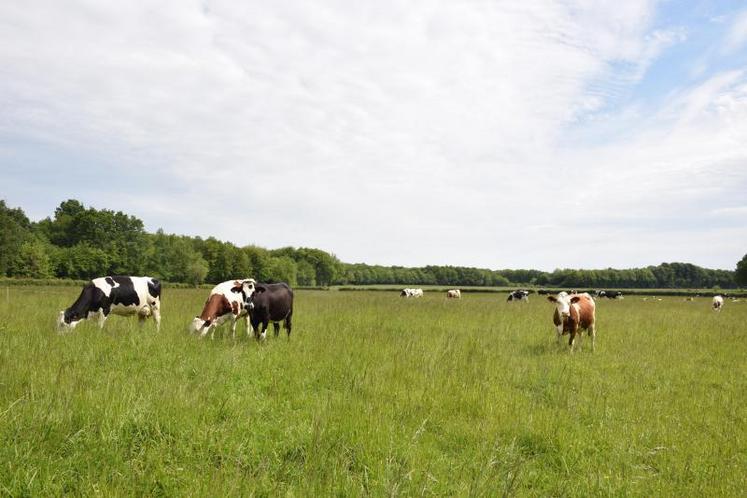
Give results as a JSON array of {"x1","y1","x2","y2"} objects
[
  {"x1": 574, "y1": 294, "x2": 596, "y2": 329},
  {"x1": 254, "y1": 283, "x2": 293, "y2": 321}
]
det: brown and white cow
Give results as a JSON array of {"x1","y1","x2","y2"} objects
[
  {"x1": 446, "y1": 289, "x2": 461, "y2": 299},
  {"x1": 547, "y1": 291, "x2": 596, "y2": 352},
  {"x1": 712, "y1": 295, "x2": 724, "y2": 312},
  {"x1": 189, "y1": 279, "x2": 256, "y2": 338}
]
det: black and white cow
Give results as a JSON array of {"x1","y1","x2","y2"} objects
[
  {"x1": 57, "y1": 276, "x2": 161, "y2": 331},
  {"x1": 597, "y1": 290, "x2": 623, "y2": 299},
  {"x1": 246, "y1": 282, "x2": 294, "y2": 340},
  {"x1": 507, "y1": 290, "x2": 530, "y2": 302}
]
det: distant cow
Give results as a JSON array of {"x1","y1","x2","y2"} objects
[
  {"x1": 400, "y1": 288, "x2": 424, "y2": 298},
  {"x1": 598, "y1": 290, "x2": 623, "y2": 299},
  {"x1": 712, "y1": 295, "x2": 724, "y2": 312},
  {"x1": 547, "y1": 292, "x2": 596, "y2": 352},
  {"x1": 446, "y1": 289, "x2": 461, "y2": 299},
  {"x1": 57, "y1": 276, "x2": 161, "y2": 332},
  {"x1": 190, "y1": 279, "x2": 256, "y2": 338},
  {"x1": 246, "y1": 282, "x2": 294, "y2": 340},
  {"x1": 507, "y1": 290, "x2": 530, "y2": 302}
]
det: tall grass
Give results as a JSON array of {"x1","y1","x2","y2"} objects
[{"x1": 0, "y1": 288, "x2": 744, "y2": 496}]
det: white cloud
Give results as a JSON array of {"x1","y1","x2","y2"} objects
[
  {"x1": 0, "y1": 0, "x2": 745, "y2": 270},
  {"x1": 724, "y1": 8, "x2": 747, "y2": 53}
]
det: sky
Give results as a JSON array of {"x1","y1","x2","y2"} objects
[{"x1": 1, "y1": 0, "x2": 746, "y2": 271}]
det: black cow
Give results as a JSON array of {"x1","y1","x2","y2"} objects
[
  {"x1": 57, "y1": 276, "x2": 161, "y2": 331},
  {"x1": 507, "y1": 290, "x2": 530, "y2": 302},
  {"x1": 246, "y1": 282, "x2": 294, "y2": 340}
]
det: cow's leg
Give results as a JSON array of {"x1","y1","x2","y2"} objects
[
  {"x1": 152, "y1": 302, "x2": 161, "y2": 332},
  {"x1": 258, "y1": 320, "x2": 269, "y2": 341},
  {"x1": 568, "y1": 330, "x2": 577, "y2": 353},
  {"x1": 589, "y1": 324, "x2": 596, "y2": 352},
  {"x1": 97, "y1": 311, "x2": 108, "y2": 330},
  {"x1": 285, "y1": 314, "x2": 292, "y2": 338},
  {"x1": 273, "y1": 322, "x2": 280, "y2": 337},
  {"x1": 245, "y1": 315, "x2": 251, "y2": 338},
  {"x1": 555, "y1": 324, "x2": 563, "y2": 344},
  {"x1": 230, "y1": 316, "x2": 238, "y2": 339}
]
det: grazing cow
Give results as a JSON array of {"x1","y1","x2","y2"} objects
[
  {"x1": 400, "y1": 288, "x2": 424, "y2": 298},
  {"x1": 507, "y1": 290, "x2": 530, "y2": 302},
  {"x1": 57, "y1": 276, "x2": 161, "y2": 332},
  {"x1": 547, "y1": 292, "x2": 596, "y2": 352},
  {"x1": 190, "y1": 279, "x2": 256, "y2": 338},
  {"x1": 446, "y1": 289, "x2": 461, "y2": 299},
  {"x1": 598, "y1": 290, "x2": 623, "y2": 299},
  {"x1": 246, "y1": 282, "x2": 293, "y2": 340},
  {"x1": 712, "y1": 295, "x2": 724, "y2": 312}
]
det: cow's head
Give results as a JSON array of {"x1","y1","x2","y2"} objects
[
  {"x1": 547, "y1": 291, "x2": 572, "y2": 317},
  {"x1": 189, "y1": 317, "x2": 207, "y2": 333},
  {"x1": 231, "y1": 278, "x2": 256, "y2": 300},
  {"x1": 57, "y1": 309, "x2": 82, "y2": 332}
]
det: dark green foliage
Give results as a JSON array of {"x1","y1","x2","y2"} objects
[
  {"x1": 0, "y1": 199, "x2": 739, "y2": 288},
  {"x1": 736, "y1": 254, "x2": 747, "y2": 286}
]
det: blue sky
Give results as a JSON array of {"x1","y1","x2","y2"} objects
[{"x1": 1, "y1": 1, "x2": 746, "y2": 271}]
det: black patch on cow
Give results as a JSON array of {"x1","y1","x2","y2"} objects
[
  {"x1": 105, "y1": 276, "x2": 115, "y2": 287},
  {"x1": 148, "y1": 278, "x2": 161, "y2": 299},
  {"x1": 109, "y1": 276, "x2": 140, "y2": 307},
  {"x1": 63, "y1": 282, "x2": 110, "y2": 323}
]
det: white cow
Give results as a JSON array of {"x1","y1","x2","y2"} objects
[
  {"x1": 400, "y1": 288, "x2": 424, "y2": 298},
  {"x1": 446, "y1": 289, "x2": 461, "y2": 299},
  {"x1": 712, "y1": 295, "x2": 724, "y2": 312}
]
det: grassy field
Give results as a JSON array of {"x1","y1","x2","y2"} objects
[{"x1": 0, "y1": 288, "x2": 745, "y2": 496}]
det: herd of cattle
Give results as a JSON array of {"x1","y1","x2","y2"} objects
[
  {"x1": 57, "y1": 276, "x2": 293, "y2": 340},
  {"x1": 55, "y1": 276, "x2": 731, "y2": 351}
]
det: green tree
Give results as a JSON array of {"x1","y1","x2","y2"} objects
[
  {"x1": 296, "y1": 260, "x2": 317, "y2": 286},
  {"x1": 264, "y1": 256, "x2": 298, "y2": 285},
  {"x1": 10, "y1": 239, "x2": 53, "y2": 278},
  {"x1": 736, "y1": 254, "x2": 747, "y2": 286},
  {"x1": 0, "y1": 200, "x2": 34, "y2": 276}
]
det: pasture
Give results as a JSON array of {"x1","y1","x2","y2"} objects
[{"x1": 0, "y1": 288, "x2": 745, "y2": 496}]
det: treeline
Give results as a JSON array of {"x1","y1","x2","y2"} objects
[
  {"x1": 0, "y1": 199, "x2": 739, "y2": 289},
  {"x1": 0, "y1": 200, "x2": 341, "y2": 286},
  {"x1": 339, "y1": 263, "x2": 736, "y2": 289}
]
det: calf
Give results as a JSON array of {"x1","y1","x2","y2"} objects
[
  {"x1": 246, "y1": 282, "x2": 293, "y2": 340},
  {"x1": 507, "y1": 290, "x2": 530, "y2": 302},
  {"x1": 547, "y1": 292, "x2": 596, "y2": 352},
  {"x1": 190, "y1": 279, "x2": 256, "y2": 338},
  {"x1": 446, "y1": 289, "x2": 461, "y2": 299},
  {"x1": 58, "y1": 276, "x2": 161, "y2": 331},
  {"x1": 712, "y1": 295, "x2": 724, "y2": 312}
]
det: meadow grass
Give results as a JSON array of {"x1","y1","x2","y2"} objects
[{"x1": 0, "y1": 288, "x2": 745, "y2": 496}]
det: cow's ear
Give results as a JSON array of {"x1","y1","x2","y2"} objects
[
  {"x1": 254, "y1": 284, "x2": 268, "y2": 293},
  {"x1": 570, "y1": 296, "x2": 581, "y2": 303},
  {"x1": 547, "y1": 296, "x2": 557, "y2": 303},
  {"x1": 230, "y1": 282, "x2": 244, "y2": 293}
]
